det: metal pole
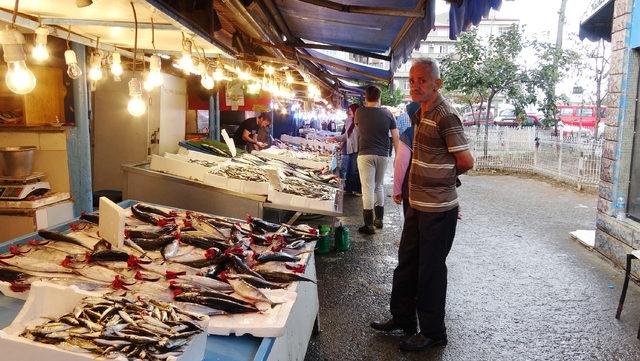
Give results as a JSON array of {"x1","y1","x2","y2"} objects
[
  {"x1": 66, "y1": 43, "x2": 93, "y2": 216},
  {"x1": 208, "y1": 92, "x2": 221, "y2": 141}
]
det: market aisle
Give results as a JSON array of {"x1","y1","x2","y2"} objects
[{"x1": 305, "y1": 174, "x2": 640, "y2": 361}]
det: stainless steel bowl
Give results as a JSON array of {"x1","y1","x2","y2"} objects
[{"x1": 0, "y1": 146, "x2": 36, "y2": 177}]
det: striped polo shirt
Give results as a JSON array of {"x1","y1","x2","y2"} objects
[{"x1": 409, "y1": 94, "x2": 469, "y2": 213}]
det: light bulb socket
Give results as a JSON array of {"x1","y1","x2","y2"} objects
[
  {"x1": 64, "y1": 49, "x2": 78, "y2": 65},
  {"x1": 150, "y1": 55, "x2": 161, "y2": 71},
  {"x1": 129, "y1": 77, "x2": 143, "y2": 97},
  {"x1": 35, "y1": 27, "x2": 49, "y2": 45},
  {"x1": 1, "y1": 29, "x2": 26, "y2": 63}
]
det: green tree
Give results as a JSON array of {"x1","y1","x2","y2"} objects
[
  {"x1": 530, "y1": 41, "x2": 578, "y2": 128},
  {"x1": 380, "y1": 84, "x2": 403, "y2": 106},
  {"x1": 442, "y1": 25, "x2": 535, "y2": 155}
]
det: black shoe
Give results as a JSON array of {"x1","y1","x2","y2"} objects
[
  {"x1": 399, "y1": 333, "x2": 448, "y2": 351},
  {"x1": 373, "y1": 206, "x2": 384, "y2": 229},
  {"x1": 358, "y1": 210, "x2": 375, "y2": 235},
  {"x1": 370, "y1": 319, "x2": 417, "y2": 334}
]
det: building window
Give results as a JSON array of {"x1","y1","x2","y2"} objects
[
  {"x1": 403, "y1": 79, "x2": 410, "y2": 91},
  {"x1": 498, "y1": 26, "x2": 511, "y2": 35}
]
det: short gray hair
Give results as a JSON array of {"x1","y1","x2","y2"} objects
[{"x1": 412, "y1": 58, "x2": 440, "y2": 79}]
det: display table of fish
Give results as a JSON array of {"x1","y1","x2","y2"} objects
[
  {"x1": 0, "y1": 202, "x2": 318, "y2": 337},
  {"x1": 0, "y1": 281, "x2": 209, "y2": 361}
]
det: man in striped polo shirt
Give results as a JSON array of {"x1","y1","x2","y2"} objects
[{"x1": 371, "y1": 58, "x2": 474, "y2": 351}]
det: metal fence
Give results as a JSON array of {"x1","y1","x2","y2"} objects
[{"x1": 466, "y1": 127, "x2": 603, "y2": 188}]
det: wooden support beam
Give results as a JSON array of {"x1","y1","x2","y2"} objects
[
  {"x1": 295, "y1": 0, "x2": 424, "y2": 18},
  {"x1": 390, "y1": 0, "x2": 428, "y2": 52},
  {"x1": 41, "y1": 18, "x2": 176, "y2": 30}
]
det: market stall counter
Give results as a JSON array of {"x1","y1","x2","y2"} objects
[{"x1": 0, "y1": 200, "x2": 320, "y2": 361}]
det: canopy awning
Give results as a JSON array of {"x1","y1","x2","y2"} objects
[
  {"x1": 262, "y1": 0, "x2": 502, "y2": 77},
  {"x1": 304, "y1": 49, "x2": 392, "y2": 82},
  {"x1": 449, "y1": 0, "x2": 503, "y2": 40},
  {"x1": 579, "y1": 0, "x2": 614, "y2": 42}
]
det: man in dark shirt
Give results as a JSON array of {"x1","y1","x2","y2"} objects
[
  {"x1": 233, "y1": 112, "x2": 271, "y2": 152},
  {"x1": 355, "y1": 85, "x2": 399, "y2": 234}
]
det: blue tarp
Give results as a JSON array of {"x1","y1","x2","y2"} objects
[
  {"x1": 449, "y1": 0, "x2": 503, "y2": 40},
  {"x1": 273, "y1": 0, "x2": 502, "y2": 75},
  {"x1": 578, "y1": 0, "x2": 613, "y2": 42}
]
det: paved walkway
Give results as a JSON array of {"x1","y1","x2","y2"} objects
[{"x1": 305, "y1": 174, "x2": 640, "y2": 361}]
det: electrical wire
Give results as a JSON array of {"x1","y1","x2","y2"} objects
[
  {"x1": 130, "y1": 1, "x2": 138, "y2": 73},
  {"x1": 11, "y1": 0, "x2": 19, "y2": 27}
]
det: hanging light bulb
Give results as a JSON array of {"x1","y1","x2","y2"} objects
[
  {"x1": 264, "y1": 64, "x2": 275, "y2": 76},
  {"x1": 127, "y1": 77, "x2": 146, "y2": 116},
  {"x1": 285, "y1": 71, "x2": 294, "y2": 84},
  {"x1": 178, "y1": 39, "x2": 193, "y2": 74},
  {"x1": 147, "y1": 55, "x2": 163, "y2": 87},
  {"x1": 64, "y1": 49, "x2": 82, "y2": 80},
  {"x1": 110, "y1": 52, "x2": 123, "y2": 79},
  {"x1": 0, "y1": 28, "x2": 36, "y2": 94},
  {"x1": 213, "y1": 63, "x2": 225, "y2": 82},
  {"x1": 199, "y1": 63, "x2": 214, "y2": 90},
  {"x1": 88, "y1": 51, "x2": 103, "y2": 81},
  {"x1": 32, "y1": 26, "x2": 49, "y2": 62},
  {"x1": 142, "y1": 70, "x2": 154, "y2": 92}
]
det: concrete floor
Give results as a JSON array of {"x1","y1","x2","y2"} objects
[{"x1": 304, "y1": 174, "x2": 640, "y2": 361}]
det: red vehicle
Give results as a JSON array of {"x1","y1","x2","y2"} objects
[
  {"x1": 462, "y1": 112, "x2": 494, "y2": 126},
  {"x1": 557, "y1": 105, "x2": 606, "y2": 128},
  {"x1": 494, "y1": 114, "x2": 542, "y2": 127}
]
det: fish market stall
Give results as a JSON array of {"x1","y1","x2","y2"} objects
[{"x1": 0, "y1": 200, "x2": 321, "y2": 361}]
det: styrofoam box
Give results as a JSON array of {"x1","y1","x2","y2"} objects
[
  {"x1": 203, "y1": 172, "x2": 269, "y2": 196},
  {"x1": 183, "y1": 150, "x2": 228, "y2": 164},
  {"x1": 208, "y1": 289, "x2": 297, "y2": 337},
  {"x1": 268, "y1": 188, "x2": 336, "y2": 213},
  {"x1": 280, "y1": 135, "x2": 337, "y2": 153},
  {"x1": 150, "y1": 155, "x2": 210, "y2": 182},
  {"x1": 150, "y1": 154, "x2": 169, "y2": 173},
  {"x1": 0, "y1": 281, "x2": 208, "y2": 361},
  {"x1": 255, "y1": 150, "x2": 328, "y2": 171}
]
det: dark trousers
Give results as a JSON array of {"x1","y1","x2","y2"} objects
[{"x1": 390, "y1": 206, "x2": 458, "y2": 337}]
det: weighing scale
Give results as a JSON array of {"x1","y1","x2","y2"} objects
[{"x1": 0, "y1": 172, "x2": 50, "y2": 200}]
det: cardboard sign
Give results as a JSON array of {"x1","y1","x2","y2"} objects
[
  {"x1": 265, "y1": 167, "x2": 283, "y2": 191},
  {"x1": 221, "y1": 129, "x2": 237, "y2": 157},
  {"x1": 99, "y1": 197, "x2": 125, "y2": 248}
]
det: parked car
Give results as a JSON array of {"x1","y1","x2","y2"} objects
[
  {"x1": 495, "y1": 114, "x2": 542, "y2": 127},
  {"x1": 557, "y1": 105, "x2": 606, "y2": 128},
  {"x1": 462, "y1": 112, "x2": 494, "y2": 126}
]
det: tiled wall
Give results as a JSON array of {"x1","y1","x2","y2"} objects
[{"x1": 595, "y1": 0, "x2": 640, "y2": 277}]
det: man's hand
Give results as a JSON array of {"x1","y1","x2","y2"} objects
[
  {"x1": 393, "y1": 194, "x2": 402, "y2": 205},
  {"x1": 257, "y1": 142, "x2": 267, "y2": 149}
]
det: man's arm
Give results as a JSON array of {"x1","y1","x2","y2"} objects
[
  {"x1": 390, "y1": 128, "x2": 400, "y2": 155},
  {"x1": 242, "y1": 129, "x2": 257, "y2": 145},
  {"x1": 453, "y1": 150, "x2": 474, "y2": 175}
]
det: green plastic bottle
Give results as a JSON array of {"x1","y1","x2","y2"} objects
[
  {"x1": 334, "y1": 223, "x2": 350, "y2": 252},
  {"x1": 316, "y1": 225, "x2": 331, "y2": 254}
]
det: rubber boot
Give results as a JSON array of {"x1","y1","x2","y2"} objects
[
  {"x1": 358, "y1": 209, "x2": 375, "y2": 235},
  {"x1": 373, "y1": 206, "x2": 384, "y2": 229}
]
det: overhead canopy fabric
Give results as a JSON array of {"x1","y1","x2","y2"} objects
[
  {"x1": 271, "y1": 0, "x2": 503, "y2": 76},
  {"x1": 449, "y1": 0, "x2": 503, "y2": 40},
  {"x1": 305, "y1": 49, "x2": 392, "y2": 82},
  {"x1": 579, "y1": 0, "x2": 614, "y2": 42},
  {"x1": 273, "y1": 0, "x2": 435, "y2": 73}
]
